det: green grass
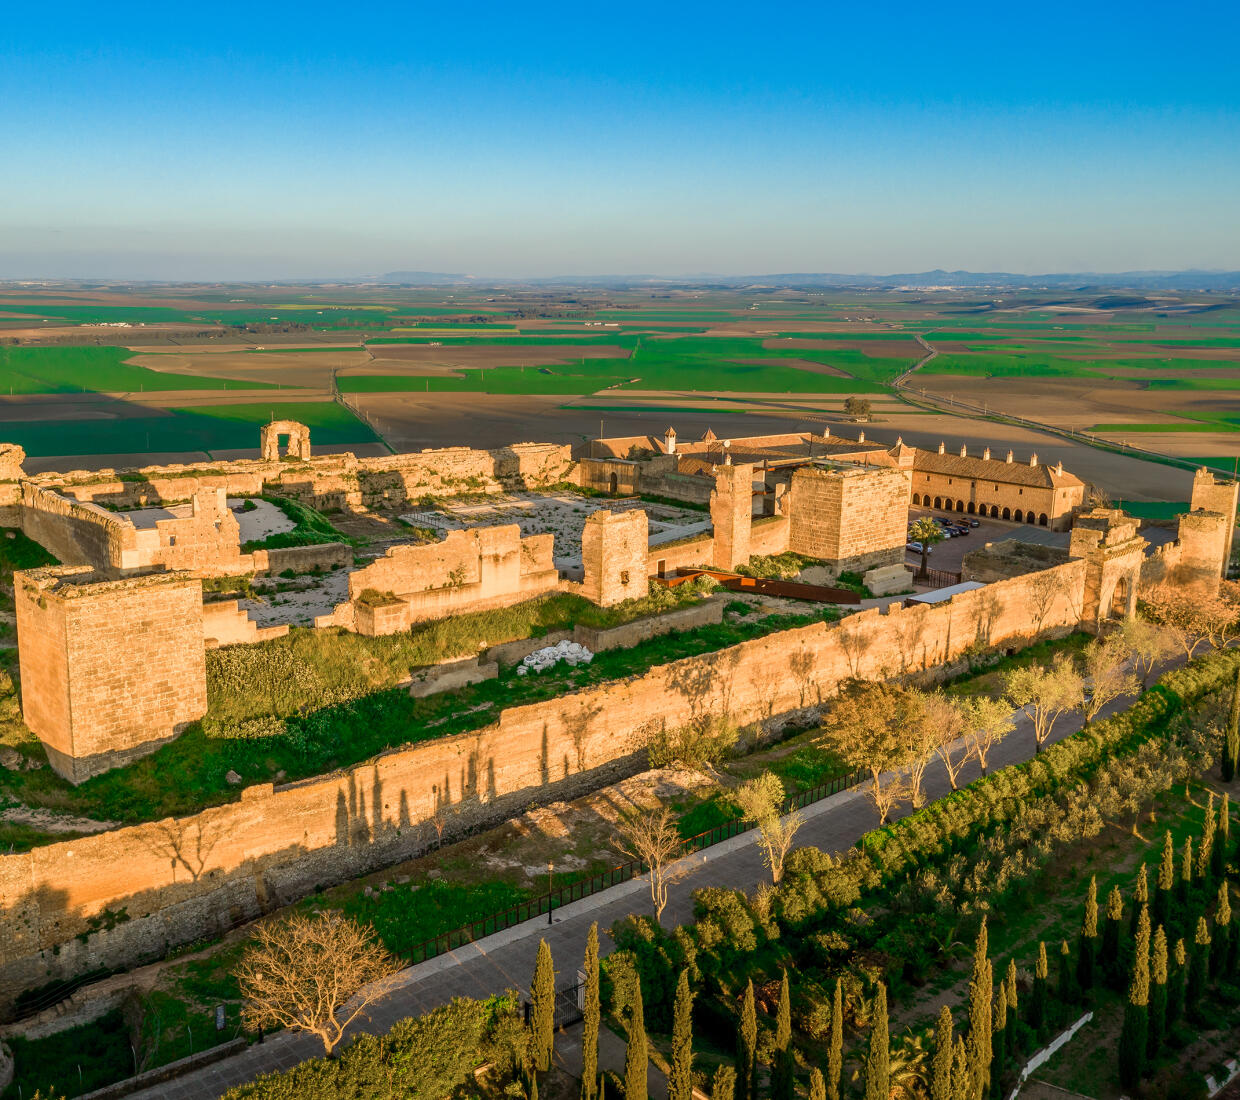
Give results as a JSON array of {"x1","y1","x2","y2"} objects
[
  {"x1": 4, "y1": 1008, "x2": 135, "y2": 1099},
  {"x1": 240, "y1": 495, "x2": 350, "y2": 552},
  {"x1": 0, "y1": 345, "x2": 275, "y2": 394},
  {"x1": 1090, "y1": 421, "x2": 1230, "y2": 433},
  {"x1": 924, "y1": 349, "x2": 1240, "y2": 381},
  {"x1": 0, "y1": 401, "x2": 378, "y2": 458},
  {"x1": 1112, "y1": 500, "x2": 1191, "y2": 519}
]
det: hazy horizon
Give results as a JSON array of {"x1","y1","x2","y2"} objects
[{"x1": 4, "y1": 0, "x2": 1238, "y2": 282}]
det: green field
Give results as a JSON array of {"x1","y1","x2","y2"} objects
[
  {"x1": 0, "y1": 401, "x2": 378, "y2": 458},
  {"x1": 0, "y1": 346, "x2": 274, "y2": 394}
]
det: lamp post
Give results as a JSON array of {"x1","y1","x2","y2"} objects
[{"x1": 547, "y1": 861, "x2": 554, "y2": 925}]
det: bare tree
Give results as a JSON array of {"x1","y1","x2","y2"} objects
[
  {"x1": 1079, "y1": 637, "x2": 1139, "y2": 726},
  {"x1": 818, "y1": 680, "x2": 922, "y2": 824},
  {"x1": 1004, "y1": 656, "x2": 1085, "y2": 753},
  {"x1": 960, "y1": 696, "x2": 1016, "y2": 776},
  {"x1": 735, "y1": 773, "x2": 803, "y2": 884},
  {"x1": 237, "y1": 913, "x2": 401, "y2": 1056},
  {"x1": 1115, "y1": 615, "x2": 1175, "y2": 686},
  {"x1": 837, "y1": 619, "x2": 873, "y2": 679},
  {"x1": 1142, "y1": 584, "x2": 1236, "y2": 659},
  {"x1": 924, "y1": 691, "x2": 969, "y2": 790},
  {"x1": 1026, "y1": 569, "x2": 1068, "y2": 638},
  {"x1": 614, "y1": 806, "x2": 689, "y2": 925}
]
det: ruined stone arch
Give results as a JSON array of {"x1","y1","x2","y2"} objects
[{"x1": 260, "y1": 419, "x2": 311, "y2": 461}]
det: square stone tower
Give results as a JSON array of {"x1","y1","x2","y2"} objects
[
  {"x1": 15, "y1": 567, "x2": 207, "y2": 783},
  {"x1": 1068, "y1": 509, "x2": 1147, "y2": 632},
  {"x1": 787, "y1": 463, "x2": 908, "y2": 575},
  {"x1": 1189, "y1": 468, "x2": 1239, "y2": 579},
  {"x1": 581, "y1": 509, "x2": 648, "y2": 606},
  {"x1": 710, "y1": 462, "x2": 753, "y2": 571}
]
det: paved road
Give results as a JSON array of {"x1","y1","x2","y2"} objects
[{"x1": 129, "y1": 660, "x2": 1176, "y2": 1100}]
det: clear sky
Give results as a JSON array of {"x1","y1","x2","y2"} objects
[{"x1": 3, "y1": 1, "x2": 1238, "y2": 280}]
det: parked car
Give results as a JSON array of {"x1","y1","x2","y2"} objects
[
  {"x1": 969, "y1": 518, "x2": 980, "y2": 527},
  {"x1": 906, "y1": 541, "x2": 933, "y2": 555},
  {"x1": 948, "y1": 523, "x2": 970, "y2": 535}
]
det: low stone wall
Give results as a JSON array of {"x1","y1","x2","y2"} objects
[
  {"x1": 0, "y1": 558, "x2": 1088, "y2": 1006},
  {"x1": 648, "y1": 533, "x2": 714, "y2": 575},
  {"x1": 203, "y1": 601, "x2": 290, "y2": 648},
  {"x1": 573, "y1": 597, "x2": 724, "y2": 653},
  {"x1": 253, "y1": 541, "x2": 352, "y2": 575},
  {"x1": 408, "y1": 657, "x2": 498, "y2": 698},
  {"x1": 484, "y1": 631, "x2": 574, "y2": 668}
]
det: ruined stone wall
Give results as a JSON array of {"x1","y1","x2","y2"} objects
[
  {"x1": 1190, "y1": 469, "x2": 1239, "y2": 573},
  {"x1": 578, "y1": 457, "x2": 641, "y2": 496},
  {"x1": 321, "y1": 525, "x2": 559, "y2": 634},
  {"x1": 648, "y1": 534, "x2": 714, "y2": 576},
  {"x1": 20, "y1": 483, "x2": 134, "y2": 574},
  {"x1": 202, "y1": 601, "x2": 290, "y2": 648},
  {"x1": 748, "y1": 515, "x2": 790, "y2": 557},
  {"x1": 14, "y1": 569, "x2": 208, "y2": 784},
  {"x1": 787, "y1": 464, "x2": 907, "y2": 574},
  {"x1": 0, "y1": 557, "x2": 1089, "y2": 1004},
  {"x1": 710, "y1": 464, "x2": 753, "y2": 571},
  {"x1": 251, "y1": 542, "x2": 353, "y2": 575}
]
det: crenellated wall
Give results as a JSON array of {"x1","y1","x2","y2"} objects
[{"x1": 0, "y1": 558, "x2": 1088, "y2": 1004}]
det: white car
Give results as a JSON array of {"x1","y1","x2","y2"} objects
[{"x1": 906, "y1": 541, "x2": 933, "y2": 555}]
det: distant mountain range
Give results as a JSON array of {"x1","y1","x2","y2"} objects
[{"x1": 376, "y1": 269, "x2": 1240, "y2": 292}]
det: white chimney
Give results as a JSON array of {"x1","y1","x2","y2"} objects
[
  {"x1": 664, "y1": 427, "x2": 677, "y2": 455},
  {"x1": 1030, "y1": 453, "x2": 1038, "y2": 466},
  {"x1": 1006, "y1": 450, "x2": 1014, "y2": 463},
  {"x1": 938, "y1": 441, "x2": 946, "y2": 455},
  {"x1": 823, "y1": 427, "x2": 830, "y2": 438},
  {"x1": 858, "y1": 431, "x2": 865, "y2": 443},
  {"x1": 895, "y1": 436, "x2": 903, "y2": 446},
  {"x1": 959, "y1": 444, "x2": 968, "y2": 458},
  {"x1": 983, "y1": 447, "x2": 991, "y2": 461},
  {"x1": 1055, "y1": 460, "x2": 1063, "y2": 475}
]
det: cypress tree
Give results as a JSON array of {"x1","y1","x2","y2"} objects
[
  {"x1": 1005, "y1": 959, "x2": 1018, "y2": 1059},
  {"x1": 1168, "y1": 938, "x2": 1188, "y2": 1024},
  {"x1": 991, "y1": 982, "x2": 1007, "y2": 1098},
  {"x1": 952, "y1": 1036, "x2": 969, "y2": 1100},
  {"x1": 968, "y1": 921, "x2": 993, "y2": 1100},
  {"x1": 863, "y1": 983, "x2": 890, "y2": 1100},
  {"x1": 1187, "y1": 916, "x2": 1211, "y2": 1019},
  {"x1": 1216, "y1": 793, "x2": 1232, "y2": 884},
  {"x1": 1155, "y1": 831, "x2": 1175, "y2": 931},
  {"x1": 582, "y1": 924, "x2": 600, "y2": 1100},
  {"x1": 827, "y1": 979, "x2": 843, "y2": 1100},
  {"x1": 529, "y1": 1068, "x2": 540, "y2": 1100},
  {"x1": 930, "y1": 1005, "x2": 953, "y2": 1100},
  {"x1": 1077, "y1": 878, "x2": 1099, "y2": 992},
  {"x1": 1213, "y1": 883, "x2": 1232, "y2": 979},
  {"x1": 1030, "y1": 942, "x2": 1048, "y2": 1032},
  {"x1": 1118, "y1": 905, "x2": 1150, "y2": 1089},
  {"x1": 624, "y1": 975, "x2": 648, "y2": 1100},
  {"x1": 808, "y1": 1070, "x2": 826, "y2": 1100},
  {"x1": 1102, "y1": 885, "x2": 1124, "y2": 988},
  {"x1": 1224, "y1": 666, "x2": 1240, "y2": 783},
  {"x1": 772, "y1": 970, "x2": 793, "y2": 1100},
  {"x1": 669, "y1": 970, "x2": 694, "y2": 1100},
  {"x1": 712, "y1": 1066, "x2": 736, "y2": 1100},
  {"x1": 531, "y1": 938, "x2": 555, "y2": 1073},
  {"x1": 737, "y1": 980, "x2": 757, "y2": 1100},
  {"x1": 1058, "y1": 940, "x2": 1073, "y2": 1005},
  {"x1": 1130, "y1": 865, "x2": 1149, "y2": 937},
  {"x1": 1149, "y1": 926, "x2": 1168, "y2": 1059},
  {"x1": 1199, "y1": 793, "x2": 1217, "y2": 885},
  {"x1": 1181, "y1": 836, "x2": 1194, "y2": 905}
]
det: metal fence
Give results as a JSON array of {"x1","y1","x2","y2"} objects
[
  {"x1": 407, "y1": 766, "x2": 868, "y2": 964},
  {"x1": 917, "y1": 568, "x2": 963, "y2": 589}
]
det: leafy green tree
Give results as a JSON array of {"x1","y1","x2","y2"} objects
[
  {"x1": 772, "y1": 970, "x2": 794, "y2": 1100},
  {"x1": 624, "y1": 975, "x2": 649, "y2": 1100},
  {"x1": 712, "y1": 1065, "x2": 736, "y2": 1100},
  {"x1": 1187, "y1": 917, "x2": 1211, "y2": 1019},
  {"x1": 1149, "y1": 926, "x2": 1168, "y2": 1059},
  {"x1": 1030, "y1": 942, "x2": 1048, "y2": 1032},
  {"x1": 1003, "y1": 656, "x2": 1084, "y2": 754},
  {"x1": 1102, "y1": 885, "x2": 1124, "y2": 988},
  {"x1": 1058, "y1": 940, "x2": 1073, "y2": 1005},
  {"x1": 582, "y1": 925, "x2": 600, "y2": 1100},
  {"x1": 1118, "y1": 905, "x2": 1150, "y2": 1088},
  {"x1": 1077, "y1": 877, "x2": 1099, "y2": 991},
  {"x1": 863, "y1": 983, "x2": 890, "y2": 1100},
  {"x1": 1213, "y1": 883, "x2": 1232, "y2": 979},
  {"x1": 809, "y1": 1068, "x2": 827, "y2": 1100},
  {"x1": 827, "y1": 979, "x2": 843, "y2": 1100},
  {"x1": 1224, "y1": 665, "x2": 1240, "y2": 782},
  {"x1": 531, "y1": 939, "x2": 555, "y2": 1073},
  {"x1": 737, "y1": 980, "x2": 757, "y2": 1100},
  {"x1": 1155, "y1": 831, "x2": 1175, "y2": 930},
  {"x1": 1168, "y1": 938, "x2": 1188, "y2": 1024},
  {"x1": 669, "y1": 970, "x2": 694, "y2": 1100},
  {"x1": 908, "y1": 517, "x2": 944, "y2": 580},
  {"x1": 967, "y1": 921, "x2": 993, "y2": 1099},
  {"x1": 930, "y1": 1005, "x2": 954, "y2": 1100}
]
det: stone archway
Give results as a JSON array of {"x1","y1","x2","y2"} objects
[
  {"x1": 260, "y1": 420, "x2": 312, "y2": 461},
  {"x1": 913, "y1": 493, "x2": 921, "y2": 506},
  {"x1": 1014, "y1": 509, "x2": 1023, "y2": 523},
  {"x1": 1002, "y1": 507, "x2": 1011, "y2": 520}
]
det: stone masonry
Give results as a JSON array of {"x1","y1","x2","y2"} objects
[
  {"x1": 787, "y1": 462, "x2": 908, "y2": 575},
  {"x1": 14, "y1": 567, "x2": 207, "y2": 784},
  {"x1": 259, "y1": 419, "x2": 311, "y2": 461},
  {"x1": 581, "y1": 509, "x2": 648, "y2": 606},
  {"x1": 710, "y1": 463, "x2": 753, "y2": 571}
]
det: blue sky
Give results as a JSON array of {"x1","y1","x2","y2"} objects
[{"x1": 2, "y1": 1, "x2": 1238, "y2": 279}]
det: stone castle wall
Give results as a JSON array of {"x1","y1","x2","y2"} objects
[
  {"x1": 788, "y1": 464, "x2": 908, "y2": 574},
  {"x1": 15, "y1": 569, "x2": 208, "y2": 784},
  {"x1": 581, "y1": 509, "x2": 649, "y2": 606},
  {"x1": 0, "y1": 559, "x2": 1087, "y2": 1003}
]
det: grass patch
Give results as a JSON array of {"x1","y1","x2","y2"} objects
[
  {"x1": 4, "y1": 1008, "x2": 134, "y2": 1098},
  {"x1": 0, "y1": 345, "x2": 274, "y2": 394},
  {"x1": 240, "y1": 495, "x2": 350, "y2": 552}
]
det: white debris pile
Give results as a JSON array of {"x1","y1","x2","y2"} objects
[{"x1": 516, "y1": 640, "x2": 594, "y2": 675}]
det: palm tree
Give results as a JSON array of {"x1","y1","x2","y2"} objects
[{"x1": 908, "y1": 517, "x2": 945, "y2": 581}]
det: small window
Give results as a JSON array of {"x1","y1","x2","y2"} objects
[
  {"x1": 168, "y1": 536, "x2": 177, "y2": 546},
  {"x1": 620, "y1": 570, "x2": 630, "y2": 585}
]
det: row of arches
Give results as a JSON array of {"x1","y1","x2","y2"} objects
[{"x1": 912, "y1": 492, "x2": 1049, "y2": 527}]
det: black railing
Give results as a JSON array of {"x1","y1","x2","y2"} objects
[
  {"x1": 407, "y1": 766, "x2": 868, "y2": 964},
  {"x1": 916, "y1": 568, "x2": 963, "y2": 589}
]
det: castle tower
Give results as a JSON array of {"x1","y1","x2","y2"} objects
[
  {"x1": 710, "y1": 463, "x2": 753, "y2": 571},
  {"x1": 1189, "y1": 468, "x2": 1239, "y2": 578},
  {"x1": 581, "y1": 509, "x2": 649, "y2": 606},
  {"x1": 1068, "y1": 509, "x2": 1147, "y2": 633}
]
